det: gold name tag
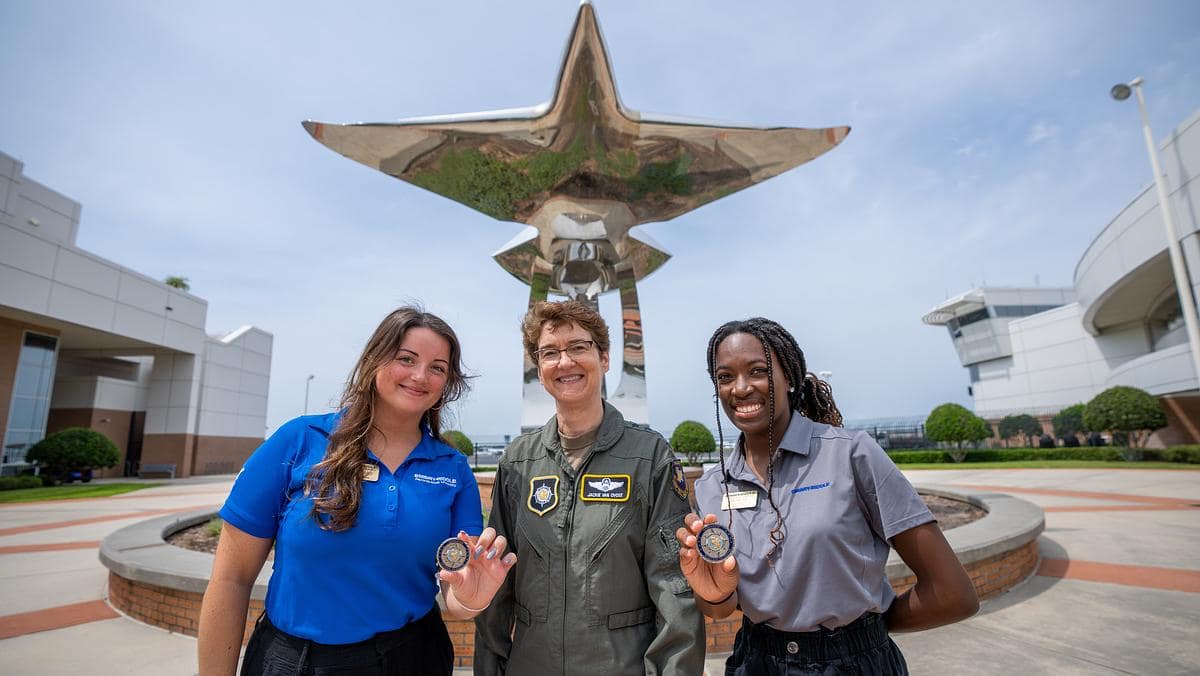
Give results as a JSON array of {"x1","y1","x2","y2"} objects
[
  {"x1": 362, "y1": 464, "x2": 380, "y2": 482},
  {"x1": 720, "y1": 490, "x2": 758, "y2": 510}
]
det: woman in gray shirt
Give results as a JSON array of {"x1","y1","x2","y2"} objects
[{"x1": 677, "y1": 317, "x2": 978, "y2": 675}]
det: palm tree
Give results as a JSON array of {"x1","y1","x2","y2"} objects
[{"x1": 164, "y1": 276, "x2": 190, "y2": 291}]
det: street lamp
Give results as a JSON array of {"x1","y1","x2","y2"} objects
[
  {"x1": 1111, "y1": 77, "x2": 1200, "y2": 385},
  {"x1": 304, "y1": 374, "x2": 315, "y2": 415}
]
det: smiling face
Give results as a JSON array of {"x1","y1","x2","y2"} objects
[
  {"x1": 373, "y1": 327, "x2": 451, "y2": 420},
  {"x1": 713, "y1": 332, "x2": 792, "y2": 440},
  {"x1": 536, "y1": 320, "x2": 609, "y2": 407}
]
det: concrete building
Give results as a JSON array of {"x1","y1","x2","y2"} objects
[
  {"x1": 924, "y1": 108, "x2": 1200, "y2": 445},
  {"x1": 1, "y1": 151, "x2": 272, "y2": 478}
]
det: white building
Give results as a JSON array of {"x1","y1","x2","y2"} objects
[
  {"x1": 1, "y1": 151, "x2": 272, "y2": 477},
  {"x1": 923, "y1": 109, "x2": 1200, "y2": 445}
]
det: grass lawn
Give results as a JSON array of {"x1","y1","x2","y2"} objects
[
  {"x1": 894, "y1": 460, "x2": 1200, "y2": 470},
  {"x1": 0, "y1": 483, "x2": 160, "y2": 504}
]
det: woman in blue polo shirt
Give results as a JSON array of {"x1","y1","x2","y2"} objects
[
  {"x1": 198, "y1": 307, "x2": 515, "y2": 676},
  {"x1": 676, "y1": 317, "x2": 978, "y2": 675}
]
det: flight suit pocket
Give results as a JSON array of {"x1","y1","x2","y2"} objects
[
  {"x1": 606, "y1": 606, "x2": 655, "y2": 630},
  {"x1": 513, "y1": 528, "x2": 549, "y2": 623}
]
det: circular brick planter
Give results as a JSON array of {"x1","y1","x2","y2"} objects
[{"x1": 99, "y1": 484, "x2": 1042, "y2": 664}]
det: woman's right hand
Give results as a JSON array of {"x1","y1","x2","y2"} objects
[{"x1": 675, "y1": 512, "x2": 739, "y2": 604}]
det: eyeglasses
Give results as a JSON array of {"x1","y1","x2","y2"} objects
[{"x1": 535, "y1": 340, "x2": 596, "y2": 365}]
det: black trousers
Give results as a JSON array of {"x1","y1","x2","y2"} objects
[
  {"x1": 725, "y1": 613, "x2": 909, "y2": 675},
  {"x1": 240, "y1": 607, "x2": 454, "y2": 676}
]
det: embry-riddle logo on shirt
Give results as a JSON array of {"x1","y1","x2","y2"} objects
[{"x1": 528, "y1": 476, "x2": 559, "y2": 516}]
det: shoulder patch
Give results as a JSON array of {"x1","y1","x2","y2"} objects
[
  {"x1": 671, "y1": 459, "x2": 689, "y2": 500},
  {"x1": 527, "y1": 475, "x2": 559, "y2": 516}
]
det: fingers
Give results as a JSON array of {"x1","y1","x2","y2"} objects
[{"x1": 675, "y1": 526, "x2": 695, "y2": 548}]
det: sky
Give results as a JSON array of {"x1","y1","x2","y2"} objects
[{"x1": 2, "y1": 1, "x2": 1198, "y2": 439}]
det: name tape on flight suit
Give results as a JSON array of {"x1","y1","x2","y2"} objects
[{"x1": 580, "y1": 474, "x2": 631, "y2": 502}]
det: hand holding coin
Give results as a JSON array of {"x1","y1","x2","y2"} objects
[
  {"x1": 675, "y1": 513, "x2": 739, "y2": 606},
  {"x1": 437, "y1": 527, "x2": 517, "y2": 618}
]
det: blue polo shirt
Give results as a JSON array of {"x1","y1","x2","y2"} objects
[{"x1": 220, "y1": 413, "x2": 483, "y2": 644}]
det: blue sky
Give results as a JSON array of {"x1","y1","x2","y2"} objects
[{"x1": 2, "y1": 1, "x2": 1198, "y2": 437}]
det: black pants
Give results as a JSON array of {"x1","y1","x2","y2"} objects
[
  {"x1": 725, "y1": 613, "x2": 908, "y2": 675},
  {"x1": 240, "y1": 607, "x2": 454, "y2": 676}
]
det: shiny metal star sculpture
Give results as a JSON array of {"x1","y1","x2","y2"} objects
[{"x1": 303, "y1": 1, "x2": 848, "y2": 429}]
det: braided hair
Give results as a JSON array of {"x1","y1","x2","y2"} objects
[{"x1": 706, "y1": 318, "x2": 842, "y2": 560}]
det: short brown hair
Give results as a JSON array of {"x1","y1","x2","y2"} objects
[{"x1": 521, "y1": 300, "x2": 610, "y2": 362}]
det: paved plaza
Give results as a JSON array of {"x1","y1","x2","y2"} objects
[{"x1": 0, "y1": 468, "x2": 1196, "y2": 675}]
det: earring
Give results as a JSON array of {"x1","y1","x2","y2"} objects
[{"x1": 788, "y1": 386, "x2": 795, "y2": 393}]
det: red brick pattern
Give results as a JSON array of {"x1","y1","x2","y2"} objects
[
  {"x1": 0, "y1": 600, "x2": 116, "y2": 640},
  {"x1": 107, "y1": 572, "x2": 263, "y2": 642}
]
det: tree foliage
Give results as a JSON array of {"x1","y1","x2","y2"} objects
[
  {"x1": 441, "y1": 430, "x2": 474, "y2": 457},
  {"x1": 670, "y1": 420, "x2": 715, "y2": 465},
  {"x1": 163, "y1": 276, "x2": 190, "y2": 291},
  {"x1": 998, "y1": 414, "x2": 1042, "y2": 446},
  {"x1": 27, "y1": 428, "x2": 119, "y2": 474},
  {"x1": 1052, "y1": 404, "x2": 1087, "y2": 440},
  {"x1": 925, "y1": 403, "x2": 991, "y2": 450},
  {"x1": 1083, "y1": 386, "x2": 1166, "y2": 449}
]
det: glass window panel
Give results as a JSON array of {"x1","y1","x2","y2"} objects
[{"x1": 8, "y1": 397, "x2": 38, "y2": 430}]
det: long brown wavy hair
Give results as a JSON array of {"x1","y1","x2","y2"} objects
[{"x1": 307, "y1": 306, "x2": 471, "y2": 531}]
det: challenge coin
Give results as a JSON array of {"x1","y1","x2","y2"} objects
[
  {"x1": 697, "y1": 523, "x2": 734, "y2": 563},
  {"x1": 436, "y1": 537, "x2": 471, "y2": 571}
]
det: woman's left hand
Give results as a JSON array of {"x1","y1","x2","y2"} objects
[{"x1": 438, "y1": 527, "x2": 516, "y2": 615}]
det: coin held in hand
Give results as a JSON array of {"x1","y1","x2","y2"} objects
[
  {"x1": 697, "y1": 523, "x2": 734, "y2": 562},
  {"x1": 437, "y1": 537, "x2": 471, "y2": 571}
]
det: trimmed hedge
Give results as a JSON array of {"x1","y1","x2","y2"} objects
[
  {"x1": 0, "y1": 476, "x2": 44, "y2": 491},
  {"x1": 888, "y1": 446, "x2": 1200, "y2": 464}
]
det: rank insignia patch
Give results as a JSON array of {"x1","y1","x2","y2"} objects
[
  {"x1": 580, "y1": 474, "x2": 631, "y2": 502},
  {"x1": 528, "y1": 475, "x2": 559, "y2": 516},
  {"x1": 671, "y1": 459, "x2": 688, "y2": 500}
]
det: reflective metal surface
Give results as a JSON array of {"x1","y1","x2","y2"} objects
[{"x1": 303, "y1": 1, "x2": 848, "y2": 427}]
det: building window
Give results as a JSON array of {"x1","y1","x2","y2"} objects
[
  {"x1": 947, "y1": 307, "x2": 991, "y2": 332},
  {"x1": 991, "y1": 304, "x2": 1062, "y2": 318},
  {"x1": 2, "y1": 333, "x2": 58, "y2": 470}
]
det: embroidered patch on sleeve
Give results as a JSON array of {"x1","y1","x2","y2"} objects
[
  {"x1": 671, "y1": 459, "x2": 688, "y2": 500},
  {"x1": 528, "y1": 475, "x2": 560, "y2": 516},
  {"x1": 580, "y1": 474, "x2": 631, "y2": 502}
]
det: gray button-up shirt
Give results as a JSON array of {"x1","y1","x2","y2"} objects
[{"x1": 694, "y1": 412, "x2": 933, "y2": 633}]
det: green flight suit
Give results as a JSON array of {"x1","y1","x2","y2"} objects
[{"x1": 474, "y1": 403, "x2": 704, "y2": 675}]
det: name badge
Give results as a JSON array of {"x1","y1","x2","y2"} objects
[
  {"x1": 362, "y1": 464, "x2": 380, "y2": 482},
  {"x1": 580, "y1": 474, "x2": 631, "y2": 502},
  {"x1": 720, "y1": 490, "x2": 758, "y2": 510}
]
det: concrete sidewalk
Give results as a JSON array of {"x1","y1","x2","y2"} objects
[{"x1": 1, "y1": 469, "x2": 1197, "y2": 674}]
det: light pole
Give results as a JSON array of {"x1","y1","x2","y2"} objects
[
  {"x1": 304, "y1": 374, "x2": 315, "y2": 415},
  {"x1": 1111, "y1": 77, "x2": 1200, "y2": 385}
]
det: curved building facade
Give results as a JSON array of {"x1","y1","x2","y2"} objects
[{"x1": 924, "y1": 109, "x2": 1200, "y2": 445}]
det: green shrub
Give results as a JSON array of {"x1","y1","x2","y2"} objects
[
  {"x1": 441, "y1": 430, "x2": 473, "y2": 457},
  {"x1": 998, "y1": 414, "x2": 1042, "y2": 447},
  {"x1": 1083, "y1": 386, "x2": 1167, "y2": 449},
  {"x1": 925, "y1": 403, "x2": 991, "y2": 453},
  {"x1": 0, "y1": 476, "x2": 43, "y2": 491},
  {"x1": 670, "y1": 421, "x2": 715, "y2": 465},
  {"x1": 887, "y1": 446, "x2": 1200, "y2": 464},
  {"x1": 1052, "y1": 403, "x2": 1087, "y2": 440},
  {"x1": 26, "y1": 428, "x2": 119, "y2": 476},
  {"x1": 205, "y1": 518, "x2": 223, "y2": 538}
]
